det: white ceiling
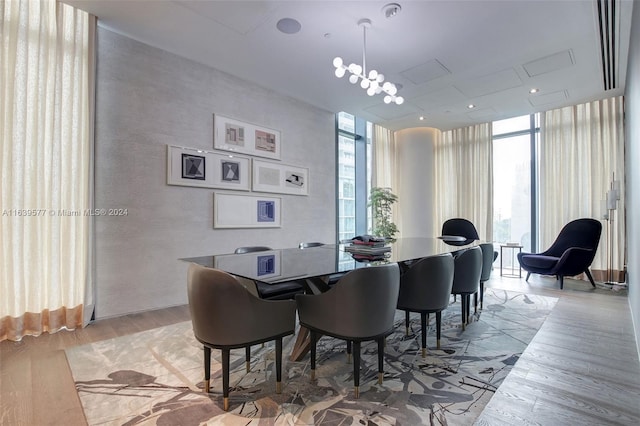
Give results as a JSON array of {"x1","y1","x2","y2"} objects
[{"x1": 64, "y1": 0, "x2": 634, "y2": 131}]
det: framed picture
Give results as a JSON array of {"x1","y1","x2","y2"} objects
[
  {"x1": 167, "y1": 145, "x2": 250, "y2": 191},
  {"x1": 181, "y1": 153, "x2": 206, "y2": 180},
  {"x1": 214, "y1": 192, "x2": 282, "y2": 228},
  {"x1": 252, "y1": 159, "x2": 309, "y2": 196},
  {"x1": 213, "y1": 114, "x2": 281, "y2": 160}
]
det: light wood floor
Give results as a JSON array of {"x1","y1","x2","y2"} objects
[{"x1": 1, "y1": 275, "x2": 638, "y2": 425}]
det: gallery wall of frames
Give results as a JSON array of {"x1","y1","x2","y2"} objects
[{"x1": 167, "y1": 114, "x2": 308, "y2": 228}]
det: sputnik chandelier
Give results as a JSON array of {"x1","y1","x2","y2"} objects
[{"x1": 333, "y1": 18, "x2": 404, "y2": 105}]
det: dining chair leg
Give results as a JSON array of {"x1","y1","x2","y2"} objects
[
  {"x1": 525, "y1": 272, "x2": 531, "y2": 281},
  {"x1": 245, "y1": 346, "x2": 251, "y2": 372},
  {"x1": 466, "y1": 295, "x2": 472, "y2": 324},
  {"x1": 275, "y1": 337, "x2": 283, "y2": 394},
  {"x1": 405, "y1": 310, "x2": 410, "y2": 336},
  {"x1": 203, "y1": 346, "x2": 211, "y2": 393},
  {"x1": 420, "y1": 312, "x2": 427, "y2": 358},
  {"x1": 353, "y1": 341, "x2": 361, "y2": 398},
  {"x1": 346, "y1": 340, "x2": 352, "y2": 364},
  {"x1": 436, "y1": 311, "x2": 442, "y2": 349},
  {"x1": 310, "y1": 331, "x2": 317, "y2": 380},
  {"x1": 480, "y1": 281, "x2": 484, "y2": 309},
  {"x1": 377, "y1": 338, "x2": 384, "y2": 384},
  {"x1": 222, "y1": 348, "x2": 230, "y2": 411},
  {"x1": 460, "y1": 295, "x2": 466, "y2": 329},
  {"x1": 474, "y1": 292, "x2": 478, "y2": 314}
]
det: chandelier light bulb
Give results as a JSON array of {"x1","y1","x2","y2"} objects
[
  {"x1": 360, "y1": 78, "x2": 370, "y2": 89},
  {"x1": 376, "y1": 73, "x2": 385, "y2": 82},
  {"x1": 382, "y1": 82, "x2": 392, "y2": 91},
  {"x1": 388, "y1": 84, "x2": 398, "y2": 95},
  {"x1": 335, "y1": 67, "x2": 346, "y2": 78},
  {"x1": 349, "y1": 74, "x2": 359, "y2": 84},
  {"x1": 395, "y1": 96, "x2": 404, "y2": 105},
  {"x1": 367, "y1": 86, "x2": 376, "y2": 96},
  {"x1": 384, "y1": 95, "x2": 392, "y2": 104},
  {"x1": 368, "y1": 70, "x2": 378, "y2": 80},
  {"x1": 333, "y1": 57, "x2": 343, "y2": 68},
  {"x1": 375, "y1": 86, "x2": 383, "y2": 94},
  {"x1": 348, "y1": 63, "x2": 358, "y2": 73}
]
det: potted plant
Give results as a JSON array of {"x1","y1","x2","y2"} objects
[{"x1": 369, "y1": 187, "x2": 399, "y2": 240}]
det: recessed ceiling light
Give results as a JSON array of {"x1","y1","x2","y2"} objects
[
  {"x1": 382, "y1": 3, "x2": 402, "y2": 19},
  {"x1": 467, "y1": 104, "x2": 476, "y2": 109},
  {"x1": 529, "y1": 88, "x2": 539, "y2": 94},
  {"x1": 419, "y1": 116, "x2": 424, "y2": 121},
  {"x1": 276, "y1": 18, "x2": 301, "y2": 34}
]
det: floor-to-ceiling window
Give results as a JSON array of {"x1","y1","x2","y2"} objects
[
  {"x1": 336, "y1": 112, "x2": 372, "y2": 243},
  {"x1": 492, "y1": 115, "x2": 539, "y2": 266}
]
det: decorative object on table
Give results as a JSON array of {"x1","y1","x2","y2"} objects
[
  {"x1": 167, "y1": 145, "x2": 250, "y2": 190},
  {"x1": 213, "y1": 114, "x2": 281, "y2": 160},
  {"x1": 369, "y1": 187, "x2": 399, "y2": 240},
  {"x1": 251, "y1": 159, "x2": 308, "y2": 196},
  {"x1": 332, "y1": 18, "x2": 404, "y2": 105},
  {"x1": 602, "y1": 173, "x2": 623, "y2": 286},
  {"x1": 67, "y1": 289, "x2": 557, "y2": 425},
  {"x1": 213, "y1": 193, "x2": 281, "y2": 228},
  {"x1": 517, "y1": 218, "x2": 602, "y2": 289},
  {"x1": 344, "y1": 234, "x2": 391, "y2": 257}
]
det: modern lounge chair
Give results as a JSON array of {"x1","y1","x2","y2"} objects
[{"x1": 517, "y1": 218, "x2": 602, "y2": 289}]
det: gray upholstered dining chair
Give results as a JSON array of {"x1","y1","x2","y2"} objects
[
  {"x1": 187, "y1": 263, "x2": 296, "y2": 411},
  {"x1": 397, "y1": 253, "x2": 455, "y2": 356},
  {"x1": 233, "y1": 246, "x2": 305, "y2": 300},
  {"x1": 477, "y1": 243, "x2": 496, "y2": 310},
  {"x1": 295, "y1": 263, "x2": 400, "y2": 398},
  {"x1": 451, "y1": 246, "x2": 482, "y2": 330}
]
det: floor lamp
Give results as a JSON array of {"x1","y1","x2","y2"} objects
[{"x1": 603, "y1": 174, "x2": 620, "y2": 286}]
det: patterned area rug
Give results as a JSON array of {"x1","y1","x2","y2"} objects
[{"x1": 66, "y1": 289, "x2": 557, "y2": 425}]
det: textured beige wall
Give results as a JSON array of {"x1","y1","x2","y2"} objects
[{"x1": 94, "y1": 27, "x2": 335, "y2": 318}]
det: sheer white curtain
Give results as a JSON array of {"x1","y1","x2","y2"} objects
[
  {"x1": 1, "y1": 0, "x2": 94, "y2": 341},
  {"x1": 540, "y1": 96, "x2": 625, "y2": 280},
  {"x1": 433, "y1": 123, "x2": 493, "y2": 239},
  {"x1": 372, "y1": 124, "x2": 399, "y2": 231}
]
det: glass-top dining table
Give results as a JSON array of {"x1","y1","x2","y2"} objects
[
  {"x1": 181, "y1": 237, "x2": 476, "y2": 361},
  {"x1": 181, "y1": 237, "x2": 473, "y2": 287}
]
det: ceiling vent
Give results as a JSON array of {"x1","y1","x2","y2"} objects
[{"x1": 596, "y1": 0, "x2": 619, "y2": 90}]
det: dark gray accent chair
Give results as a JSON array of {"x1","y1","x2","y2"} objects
[
  {"x1": 234, "y1": 246, "x2": 305, "y2": 300},
  {"x1": 295, "y1": 263, "x2": 400, "y2": 398},
  {"x1": 397, "y1": 253, "x2": 455, "y2": 356},
  {"x1": 187, "y1": 263, "x2": 296, "y2": 411},
  {"x1": 518, "y1": 218, "x2": 602, "y2": 289},
  {"x1": 451, "y1": 246, "x2": 483, "y2": 330}
]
